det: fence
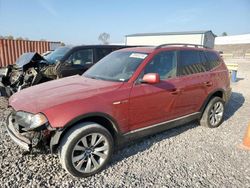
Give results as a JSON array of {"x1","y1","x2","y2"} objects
[{"x1": 0, "y1": 39, "x2": 61, "y2": 67}]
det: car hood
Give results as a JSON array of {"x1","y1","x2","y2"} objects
[
  {"x1": 15, "y1": 52, "x2": 47, "y2": 68},
  {"x1": 9, "y1": 75, "x2": 123, "y2": 113}
]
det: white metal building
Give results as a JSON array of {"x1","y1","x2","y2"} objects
[
  {"x1": 215, "y1": 34, "x2": 250, "y2": 45},
  {"x1": 125, "y1": 30, "x2": 216, "y2": 48}
]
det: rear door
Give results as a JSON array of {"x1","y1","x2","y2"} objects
[
  {"x1": 204, "y1": 50, "x2": 225, "y2": 93},
  {"x1": 172, "y1": 50, "x2": 211, "y2": 117}
]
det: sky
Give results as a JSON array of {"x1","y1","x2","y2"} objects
[{"x1": 0, "y1": 0, "x2": 249, "y2": 45}]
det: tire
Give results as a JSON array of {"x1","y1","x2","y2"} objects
[
  {"x1": 0, "y1": 96, "x2": 8, "y2": 109},
  {"x1": 200, "y1": 97, "x2": 225, "y2": 128},
  {"x1": 59, "y1": 122, "x2": 114, "y2": 178}
]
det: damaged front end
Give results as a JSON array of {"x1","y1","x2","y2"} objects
[
  {"x1": 6, "y1": 110, "x2": 54, "y2": 152},
  {"x1": 0, "y1": 52, "x2": 56, "y2": 97}
]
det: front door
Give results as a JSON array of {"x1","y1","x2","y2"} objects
[{"x1": 129, "y1": 50, "x2": 180, "y2": 130}]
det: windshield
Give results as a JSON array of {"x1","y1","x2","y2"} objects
[
  {"x1": 84, "y1": 51, "x2": 148, "y2": 82},
  {"x1": 44, "y1": 47, "x2": 71, "y2": 64}
]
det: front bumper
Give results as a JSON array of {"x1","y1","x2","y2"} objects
[
  {"x1": 6, "y1": 114, "x2": 32, "y2": 151},
  {"x1": 6, "y1": 114, "x2": 44, "y2": 151}
]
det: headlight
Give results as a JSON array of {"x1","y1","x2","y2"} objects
[
  {"x1": 15, "y1": 111, "x2": 48, "y2": 130},
  {"x1": 0, "y1": 68, "x2": 8, "y2": 77}
]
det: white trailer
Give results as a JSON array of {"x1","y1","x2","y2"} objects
[{"x1": 125, "y1": 30, "x2": 216, "y2": 48}]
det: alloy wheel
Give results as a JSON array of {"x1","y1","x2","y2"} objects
[
  {"x1": 209, "y1": 101, "x2": 224, "y2": 126},
  {"x1": 71, "y1": 133, "x2": 109, "y2": 173}
]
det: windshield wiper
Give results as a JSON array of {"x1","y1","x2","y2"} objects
[{"x1": 85, "y1": 75, "x2": 122, "y2": 82}]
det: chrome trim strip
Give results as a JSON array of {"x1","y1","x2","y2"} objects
[
  {"x1": 113, "y1": 100, "x2": 129, "y2": 105},
  {"x1": 125, "y1": 112, "x2": 200, "y2": 135}
]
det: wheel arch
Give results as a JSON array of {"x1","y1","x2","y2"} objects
[
  {"x1": 50, "y1": 112, "x2": 120, "y2": 153},
  {"x1": 200, "y1": 89, "x2": 226, "y2": 115}
]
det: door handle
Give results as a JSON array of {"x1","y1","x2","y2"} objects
[
  {"x1": 203, "y1": 81, "x2": 213, "y2": 87},
  {"x1": 169, "y1": 88, "x2": 181, "y2": 95}
]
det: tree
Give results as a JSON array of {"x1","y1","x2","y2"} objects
[
  {"x1": 16, "y1": 37, "x2": 24, "y2": 40},
  {"x1": 98, "y1": 32, "x2": 110, "y2": 44},
  {"x1": 221, "y1": 32, "x2": 228, "y2": 36},
  {"x1": 6, "y1": 35, "x2": 14, "y2": 40}
]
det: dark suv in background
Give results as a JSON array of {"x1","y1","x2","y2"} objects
[
  {"x1": 0, "y1": 45, "x2": 128, "y2": 107},
  {"x1": 6, "y1": 44, "x2": 231, "y2": 177},
  {"x1": 49, "y1": 45, "x2": 129, "y2": 78}
]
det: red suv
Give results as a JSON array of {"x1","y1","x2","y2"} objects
[{"x1": 6, "y1": 44, "x2": 231, "y2": 177}]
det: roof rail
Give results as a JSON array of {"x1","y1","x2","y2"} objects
[{"x1": 155, "y1": 43, "x2": 209, "y2": 49}]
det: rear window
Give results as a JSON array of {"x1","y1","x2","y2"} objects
[{"x1": 178, "y1": 50, "x2": 206, "y2": 76}]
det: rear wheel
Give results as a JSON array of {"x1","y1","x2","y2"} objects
[
  {"x1": 59, "y1": 122, "x2": 114, "y2": 178},
  {"x1": 200, "y1": 97, "x2": 225, "y2": 128}
]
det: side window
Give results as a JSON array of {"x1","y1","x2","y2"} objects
[
  {"x1": 199, "y1": 51, "x2": 210, "y2": 71},
  {"x1": 96, "y1": 48, "x2": 113, "y2": 61},
  {"x1": 144, "y1": 51, "x2": 177, "y2": 80},
  {"x1": 178, "y1": 50, "x2": 206, "y2": 76},
  {"x1": 205, "y1": 51, "x2": 221, "y2": 70},
  {"x1": 68, "y1": 49, "x2": 93, "y2": 66}
]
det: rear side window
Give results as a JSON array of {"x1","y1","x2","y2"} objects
[
  {"x1": 178, "y1": 50, "x2": 206, "y2": 76},
  {"x1": 205, "y1": 51, "x2": 221, "y2": 70},
  {"x1": 200, "y1": 51, "x2": 210, "y2": 71}
]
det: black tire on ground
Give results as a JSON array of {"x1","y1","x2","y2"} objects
[
  {"x1": 0, "y1": 97, "x2": 8, "y2": 109},
  {"x1": 200, "y1": 97, "x2": 225, "y2": 128},
  {"x1": 59, "y1": 122, "x2": 114, "y2": 178}
]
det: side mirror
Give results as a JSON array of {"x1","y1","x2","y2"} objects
[{"x1": 142, "y1": 73, "x2": 160, "y2": 84}]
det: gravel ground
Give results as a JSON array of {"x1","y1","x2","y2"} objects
[{"x1": 0, "y1": 63, "x2": 250, "y2": 188}]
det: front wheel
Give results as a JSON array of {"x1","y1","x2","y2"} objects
[
  {"x1": 59, "y1": 122, "x2": 114, "y2": 178},
  {"x1": 200, "y1": 97, "x2": 225, "y2": 128}
]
